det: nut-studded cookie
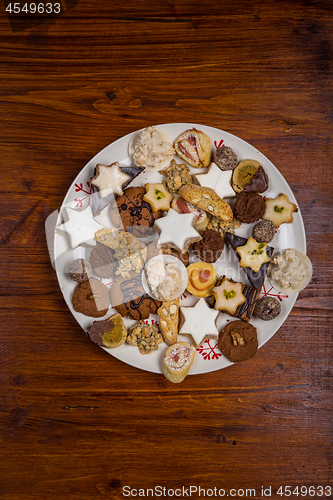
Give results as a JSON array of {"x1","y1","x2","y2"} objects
[
  {"x1": 218, "y1": 320, "x2": 258, "y2": 362},
  {"x1": 126, "y1": 320, "x2": 163, "y2": 354},
  {"x1": 109, "y1": 186, "x2": 162, "y2": 237}
]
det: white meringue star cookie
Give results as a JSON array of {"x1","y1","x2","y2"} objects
[
  {"x1": 180, "y1": 298, "x2": 219, "y2": 347},
  {"x1": 57, "y1": 206, "x2": 103, "y2": 249},
  {"x1": 154, "y1": 208, "x2": 201, "y2": 253},
  {"x1": 194, "y1": 162, "x2": 236, "y2": 198},
  {"x1": 91, "y1": 162, "x2": 130, "y2": 198}
]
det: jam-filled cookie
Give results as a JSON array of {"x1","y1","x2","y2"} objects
[
  {"x1": 163, "y1": 342, "x2": 196, "y2": 383},
  {"x1": 186, "y1": 262, "x2": 217, "y2": 297},
  {"x1": 174, "y1": 128, "x2": 211, "y2": 168}
]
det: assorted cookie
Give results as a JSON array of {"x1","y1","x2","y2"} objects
[
  {"x1": 174, "y1": 128, "x2": 211, "y2": 168},
  {"x1": 186, "y1": 262, "x2": 217, "y2": 297},
  {"x1": 262, "y1": 193, "x2": 298, "y2": 228},
  {"x1": 88, "y1": 313, "x2": 127, "y2": 348},
  {"x1": 56, "y1": 124, "x2": 308, "y2": 382},
  {"x1": 72, "y1": 278, "x2": 110, "y2": 318},
  {"x1": 218, "y1": 321, "x2": 258, "y2": 362},
  {"x1": 163, "y1": 342, "x2": 196, "y2": 383},
  {"x1": 109, "y1": 186, "x2": 162, "y2": 237}
]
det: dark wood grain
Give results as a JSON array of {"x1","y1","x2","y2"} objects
[{"x1": 0, "y1": 1, "x2": 332, "y2": 499}]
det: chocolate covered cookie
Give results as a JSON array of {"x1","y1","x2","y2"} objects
[
  {"x1": 110, "y1": 271, "x2": 161, "y2": 320},
  {"x1": 88, "y1": 313, "x2": 127, "y2": 348},
  {"x1": 90, "y1": 243, "x2": 116, "y2": 279},
  {"x1": 67, "y1": 258, "x2": 92, "y2": 283},
  {"x1": 72, "y1": 278, "x2": 110, "y2": 317},
  {"x1": 109, "y1": 186, "x2": 162, "y2": 237},
  {"x1": 218, "y1": 320, "x2": 258, "y2": 362}
]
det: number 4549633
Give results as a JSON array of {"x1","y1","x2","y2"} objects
[
  {"x1": 276, "y1": 485, "x2": 331, "y2": 496},
  {"x1": 6, "y1": 3, "x2": 61, "y2": 14}
]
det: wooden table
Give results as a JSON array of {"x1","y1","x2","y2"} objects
[{"x1": 1, "y1": 1, "x2": 332, "y2": 499}]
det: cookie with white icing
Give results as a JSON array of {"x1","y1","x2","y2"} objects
[
  {"x1": 179, "y1": 297, "x2": 219, "y2": 347},
  {"x1": 56, "y1": 205, "x2": 103, "y2": 249},
  {"x1": 194, "y1": 162, "x2": 236, "y2": 199},
  {"x1": 154, "y1": 208, "x2": 201, "y2": 253}
]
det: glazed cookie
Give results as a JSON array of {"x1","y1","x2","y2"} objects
[
  {"x1": 67, "y1": 258, "x2": 92, "y2": 283},
  {"x1": 179, "y1": 297, "x2": 219, "y2": 347},
  {"x1": 232, "y1": 160, "x2": 268, "y2": 193},
  {"x1": 178, "y1": 184, "x2": 233, "y2": 222},
  {"x1": 126, "y1": 320, "x2": 163, "y2": 354},
  {"x1": 262, "y1": 193, "x2": 298, "y2": 228},
  {"x1": 192, "y1": 229, "x2": 224, "y2": 263},
  {"x1": 109, "y1": 186, "x2": 162, "y2": 237},
  {"x1": 193, "y1": 163, "x2": 236, "y2": 199},
  {"x1": 89, "y1": 243, "x2": 116, "y2": 279},
  {"x1": 88, "y1": 313, "x2": 127, "y2": 348},
  {"x1": 110, "y1": 271, "x2": 161, "y2": 320},
  {"x1": 171, "y1": 196, "x2": 209, "y2": 232},
  {"x1": 174, "y1": 128, "x2": 211, "y2": 168},
  {"x1": 211, "y1": 277, "x2": 246, "y2": 316},
  {"x1": 143, "y1": 183, "x2": 173, "y2": 212},
  {"x1": 91, "y1": 165, "x2": 144, "y2": 216},
  {"x1": 186, "y1": 262, "x2": 217, "y2": 297},
  {"x1": 233, "y1": 191, "x2": 266, "y2": 224},
  {"x1": 163, "y1": 342, "x2": 196, "y2": 383},
  {"x1": 226, "y1": 232, "x2": 274, "y2": 289},
  {"x1": 218, "y1": 320, "x2": 258, "y2": 362},
  {"x1": 91, "y1": 162, "x2": 131, "y2": 198},
  {"x1": 158, "y1": 298, "x2": 179, "y2": 346},
  {"x1": 159, "y1": 159, "x2": 193, "y2": 193},
  {"x1": 72, "y1": 278, "x2": 110, "y2": 318},
  {"x1": 56, "y1": 205, "x2": 103, "y2": 249},
  {"x1": 212, "y1": 145, "x2": 238, "y2": 171},
  {"x1": 154, "y1": 208, "x2": 201, "y2": 253},
  {"x1": 210, "y1": 275, "x2": 261, "y2": 322}
]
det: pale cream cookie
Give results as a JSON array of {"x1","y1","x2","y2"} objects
[
  {"x1": 143, "y1": 183, "x2": 173, "y2": 212},
  {"x1": 262, "y1": 193, "x2": 298, "y2": 228},
  {"x1": 179, "y1": 297, "x2": 219, "y2": 347}
]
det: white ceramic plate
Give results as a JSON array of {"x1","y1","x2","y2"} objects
[{"x1": 54, "y1": 123, "x2": 306, "y2": 375}]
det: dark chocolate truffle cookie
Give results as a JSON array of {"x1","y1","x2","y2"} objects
[
  {"x1": 72, "y1": 278, "x2": 110, "y2": 317},
  {"x1": 192, "y1": 229, "x2": 224, "y2": 263},
  {"x1": 110, "y1": 271, "x2": 161, "y2": 321},
  {"x1": 252, "y1": 220, "x2": 275, "y2": 243},
  {"x1": 218, "y1": 320, "x2": 258, "y2": 362},
  {"x1": 109, "y1": 186, "x2": 162, "y2": 237},
  {"x1": 254, "y1": 296, "x2": 281, "y2": 321},
  {"x1": 213, "y1": 146, "x2": 238, "y2": 171},
  {"x1": 233, "y1": 191, "x2": 265, "y2": 224}
]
